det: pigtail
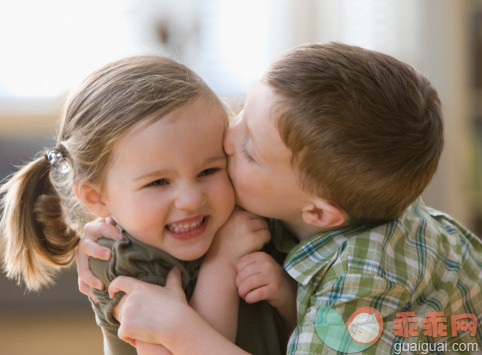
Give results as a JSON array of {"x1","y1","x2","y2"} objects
[{"x1": 0, "y1": 153, "x2": 79, "y2": 291}]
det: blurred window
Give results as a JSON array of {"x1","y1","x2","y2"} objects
[{"x1": 0, "y1": 0, "x2": 275, "y2": 102}]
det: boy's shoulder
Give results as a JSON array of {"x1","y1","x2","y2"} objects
[{"x1": 277, "y1": 198, "x2": 481, "y2": 287}]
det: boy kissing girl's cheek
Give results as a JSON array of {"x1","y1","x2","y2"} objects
[{"x1": 224, "y1": 79, "x2": 346, "y2": 240}]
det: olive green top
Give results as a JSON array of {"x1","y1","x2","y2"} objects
[
  {"x1": 89, "y1": 227, "x2": 289, "y2": 355},
  {"x1": 89, "y1": 228, "x2": 202, "y2": 355}
]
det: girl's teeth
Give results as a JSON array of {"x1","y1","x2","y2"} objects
[{"x1": 167, "y1": 217, "x2": 204, "y2": 233}]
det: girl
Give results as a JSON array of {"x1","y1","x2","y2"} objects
[{"x1": 0, "y1": 56, "x2": 273, "y2": 354}]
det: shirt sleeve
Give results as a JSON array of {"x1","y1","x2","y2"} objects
[
  {"x1": 88, "y1": 237, "x2": 165, "y2": 354},
  {"x1": 89, "y1": 238, "x2": 124, "y2": 329},
  {"x1": 88, "y1": 239, "x2": 137, "y2": 354},
  {"x1": 88, "y1": 237, "x2": 168, "y2": 328},
  {"x1": 99, "y1": 324, "x2": 137, "y2": 355},
  {"x1": 87, "y1": 235, "x2": 195, "y2": 355},
  {"x1": 287, "y1": 273, "x2": 412, "y2": 355}
]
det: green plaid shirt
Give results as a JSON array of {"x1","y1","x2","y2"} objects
[{"x1": 272, "y1": 198, "x2": 482, "y2": 354}]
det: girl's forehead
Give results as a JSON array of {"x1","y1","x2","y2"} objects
[
  {"x1": 106, "y1": 110, "x2": 227, "y2": 183},
  {"x1": 116, "y1": 99, "x2": 226, "y2": 155},
  {"x1": 127, "y1": 98, "x2": 227, "y2": 136}
]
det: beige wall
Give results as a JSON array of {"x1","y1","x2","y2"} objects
[
  {"x1": 311, "y1": 0, "x2": 478, "y2": 228},
  {"x1": 0, "y1": 312, "x2": 103, "y2": 355},
  {"x1": 418, "y1": 0, "x2": 473, "y2": 227}
]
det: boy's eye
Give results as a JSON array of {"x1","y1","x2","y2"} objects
[
  {"x1": 241, "y1": 144, "x2": 255, "y2": 163},
  {"x1": 198, "y1": 168, "x2": 220, "y2": 177},
  {"x1": 148, "y1": 179, "x2": 169, "y2": 187}
]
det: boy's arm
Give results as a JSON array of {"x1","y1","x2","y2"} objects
[
  {"x1": 287, "y1": 273, "x2": 410, "y2": 354},
  {"x1": 236, "y1": 251, "x2": 297, "y2": 332},
  {"x1": 188, "y1": 208, "x2": 271, "y2": 341}
]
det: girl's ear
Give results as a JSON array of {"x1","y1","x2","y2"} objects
[
  {"x1": 301, "y1": 199, "x2": 346, "y2": 229},
  {"x1": 74, "y1": 182, "x2": 110, "y2": 218}
]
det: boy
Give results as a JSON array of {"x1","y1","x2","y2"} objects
[
  {"x1": 224, "y1": 42, "x2": 482, "y2": 353},
  {"x1": 80, "y1": 43, "x2": 482, "y2": 354}
]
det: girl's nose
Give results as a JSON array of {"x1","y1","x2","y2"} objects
[{"x1": 174, "y1": 185, "x2": 207, "y2": 211}]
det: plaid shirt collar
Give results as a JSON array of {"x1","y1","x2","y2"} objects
[{"x1": 272, "y1": 198, "x2": 424, "y2": 286}]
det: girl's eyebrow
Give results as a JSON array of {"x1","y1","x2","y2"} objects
[
  {"x1": 133, "y1": 155, "x2": 226, "y2": 182},
  {"x1": 203, "y1": 155, "x2": 227, "y2": 165},
  {"x1": 134, "y1": 169, "x2": 174, "y2": 182}
]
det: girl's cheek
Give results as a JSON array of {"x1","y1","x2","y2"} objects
[
  {"x1": 210, "y1": 175, "x2": 235, "y2": 206},
  {"x1": 142, "y1": 192, "x2": 170, "y2": 211}
]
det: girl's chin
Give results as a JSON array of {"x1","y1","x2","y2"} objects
[
  {"x1": 169, "y1": 242, "x2": 211, "y2": 261},
  {"x1": 173, "y1": 251, "x2": 208, "y2": 261}
]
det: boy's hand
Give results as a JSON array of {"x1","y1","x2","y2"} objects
[
  {"x1": 109, "y1": 268, "x2": 190, "y2": 348},
  {"x1": 209, "y1": 208, "x2": 270, "y2": 265},
  {"x1": 236, "y1": 252, "x2": 297, "y2": 330},
  {"x1": 75, "y1": 217, "x2": 123, "y2": 300},
  {"x1": 110, "y1": 270, "x2": 252, "y2": 355}
]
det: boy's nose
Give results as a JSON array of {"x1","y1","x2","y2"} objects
[
  {"x1": 224, "y1": 111, "x2": 242, "y2": 156},
  {"x1": 223, "y1": 126, "x2": 236, "y2": 156},
  {"x1": 174, "y1": 186, "x2": 207, "y2": 211}
]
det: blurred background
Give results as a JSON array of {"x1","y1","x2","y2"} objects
[{"x1": 0, "y1": 0, "x2": 481, "y2": 354}]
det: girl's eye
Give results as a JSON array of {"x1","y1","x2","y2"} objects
[
  {"x1": 198, "y1": 168, "x2": 220, "y2": 177},
  {"x1": 148, "y1": 179, "x2": 169, "y2": 187},
  {"x1": 241, "y1": 145, "x2": 255, "y2": 163}
]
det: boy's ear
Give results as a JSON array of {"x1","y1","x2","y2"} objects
[
  {"x1": 301, "y1": 199, "x2": 346, "y2": 229},
  {"x1": 74, "y1": 182, "x2": 111, "y2": 218}
]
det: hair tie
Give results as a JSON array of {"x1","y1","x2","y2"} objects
[{"x1": 45, "y1": 149, "x2": 71, "y2": 174}]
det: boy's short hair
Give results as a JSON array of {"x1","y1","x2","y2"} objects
[{"x1": 264, "y1": 42, "x2": 443, "y2": 224}]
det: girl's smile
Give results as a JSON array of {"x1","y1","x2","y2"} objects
[{"x1": 165, "y1": 215, "x2": 208, "y2": 240}]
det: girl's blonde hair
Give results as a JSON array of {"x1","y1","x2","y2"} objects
[{"x1": 0, "y1": 56, "x2": 224, "y2": 290}]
